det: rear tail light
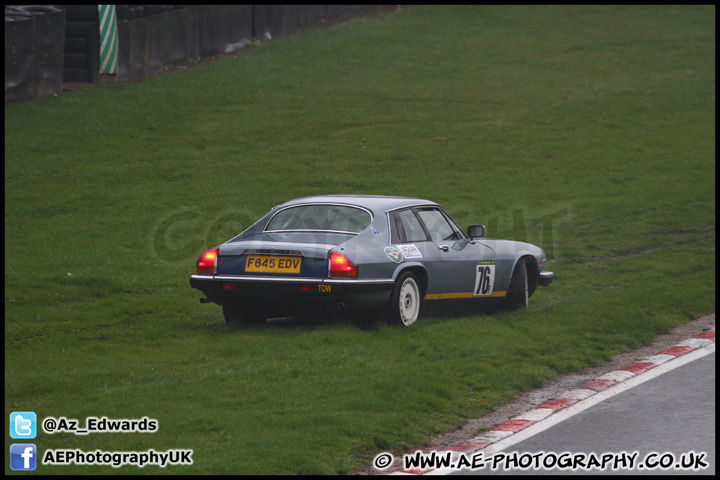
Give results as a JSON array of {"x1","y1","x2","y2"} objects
[
  {"x1": 196, "y1": 248, "x2": 218, "y2": 274},
  {"x1": 329, "y1": 252, "x2": 358, "y2": 278}
]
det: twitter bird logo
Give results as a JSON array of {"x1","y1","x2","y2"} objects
[{"x1": 10, "y1": 412, "x2": 37, "y2": 439}]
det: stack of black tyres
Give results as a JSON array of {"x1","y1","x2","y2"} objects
[
  {"x1": 59, "y1": 5, "x2": 99, "y2": 83},
  {"x1": 5, "y1": 5, "x2": 65, "y2": 102}
]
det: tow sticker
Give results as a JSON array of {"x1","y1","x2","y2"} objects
[
  {"x1": 385, "y1": 246, "x2": 404, "y2": 263},
  {"x1": 473, "y1": 260, "x2": 496, "y2": 296}
]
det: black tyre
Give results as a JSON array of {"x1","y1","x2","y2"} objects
[
  {"x1": 222, "y1": 302, "x2": 266, "y2": 324},
  {"x1": 386, "y1": 272, "x2": 422, "y2": 326},
  {"x1": 505, "y1": 260, "x2": 529, "y2": 310}
]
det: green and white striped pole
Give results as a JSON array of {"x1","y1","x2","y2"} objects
[{"x1": 98, "y1": 5, "x2": 118, "y2": 74}]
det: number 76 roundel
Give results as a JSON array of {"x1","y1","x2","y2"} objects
[{"x1": 474, "y1": 261, "x2": 496, "y2": 296}]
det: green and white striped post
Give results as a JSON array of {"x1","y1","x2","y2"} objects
[{"x1": 98, "y1": 5, "x2": 118, "y2": 74}]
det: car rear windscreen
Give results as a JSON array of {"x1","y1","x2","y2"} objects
[{"x1": 265, "y1": 204, "x2": 372, "y2": 234}]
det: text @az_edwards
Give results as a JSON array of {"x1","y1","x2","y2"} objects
[{"x1": 42, "y1": 416, "x2": 157, "y2": 435}]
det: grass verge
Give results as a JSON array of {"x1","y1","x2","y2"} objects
[{"x1": 5, "y1": 5, "x2": 715, "y2": 474}]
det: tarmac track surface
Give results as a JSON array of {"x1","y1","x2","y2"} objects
[{"x1": 355, "y1": 312, "x2": 715, "y2": 475}]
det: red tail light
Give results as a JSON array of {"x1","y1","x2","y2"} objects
[
  {"x1": 197, "y1": 248, "x2": 218, "y2": 274},
  {"x1": 329, "y1": 252, "x2": 358, "y2": 278}
]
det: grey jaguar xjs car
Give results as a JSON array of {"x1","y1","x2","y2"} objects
[{"x1": 190, "y1": 195, "x2": 553, "y2": 326}]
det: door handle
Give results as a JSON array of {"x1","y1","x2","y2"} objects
[{"x1": 438, "y1": 245, "x2": 449, "y2": 252}]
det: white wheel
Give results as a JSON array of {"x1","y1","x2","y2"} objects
[{"x1": 389, "y1": 272, "x2": 421, "y2": 326}]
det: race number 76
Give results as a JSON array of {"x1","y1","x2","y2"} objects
[{"x1": 474, "y1": 263, "x2": 495, "y2": 296}]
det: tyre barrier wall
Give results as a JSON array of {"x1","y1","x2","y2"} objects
[
  {"x1": 6, "y1": 5, "x2": 384, "y2": 103},
  {"x1": 116, "y1": 5, "x2": 384, "y2": 82},
  {"x1": 5, "y1": 5, "x2": 65, "y2": 103},
  {"x1": 116, "y1": 5, "x2": 253, "y2": 82},
  {"x1": 59, "y1": 5, "x2": 193, "y2": 84},
  {"x1": 252, "y1": 5, "x2": 383, "y2": 41}
]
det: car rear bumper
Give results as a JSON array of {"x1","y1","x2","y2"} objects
[
  {"x1": 538, "y1": 271, "x2": 554, "y2": 286},
  {"x1": 190, "y1": 274, "x2": 394, "y2": 309}
]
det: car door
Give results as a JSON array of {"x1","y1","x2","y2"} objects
[
  {"x1": 414, "y1": 207, "x2": 497, "y2": 299},
  {"x1": 388, "y1": 208, "x2": 444, "y2": 296}
]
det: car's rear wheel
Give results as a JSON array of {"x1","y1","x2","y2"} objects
[
  {"x1": 505, "y1": 260, "x2": 529, "y2": 310},
  {"x1": 386, "y1": 272, "x2": 421, "y2": 326},
  {"x1": 222, "y1": 302, "x2": 266, "y2": 324}
]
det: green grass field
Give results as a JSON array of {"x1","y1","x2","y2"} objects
[{"x1": 5, "y1": 5, "x2": 715, "y2": 474}]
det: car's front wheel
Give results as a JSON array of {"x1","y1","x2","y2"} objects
[
  {"x1": 505, "y1": 260, "x2": 529, "y2": 310},
  {"x1": 386, "y1": 271, "x2": 421, "y2": 326},
  {"x1": 222, "y1": 302, "x2": 266, "y2": 324}
]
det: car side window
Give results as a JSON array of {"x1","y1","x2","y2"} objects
[
  {"x1": 416, "y1": 208, "x2": 464, "y2": 242},
  {"x1": 391, "y1": 209, "x2": 429, "y2": 243}
]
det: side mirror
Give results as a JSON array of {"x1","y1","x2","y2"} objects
[{"x1": 467, "y1": 225, "x2": 486, "y2": 239}]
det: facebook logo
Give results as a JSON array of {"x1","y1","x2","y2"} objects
[
  {"x1": 10, "y1": 411, "x2": 37, "y2": 439},
  {"x1": 10, "y1": 444, "x2": 37, "y2": 471}
]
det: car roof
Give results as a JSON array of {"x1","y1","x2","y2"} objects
[{"x1": 274, "y1": 195, "x2": 437, "y2": 213}]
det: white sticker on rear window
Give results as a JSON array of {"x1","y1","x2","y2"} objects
[{"x1": 398, "y1": 244, "x2": 423, "y2": 259}]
